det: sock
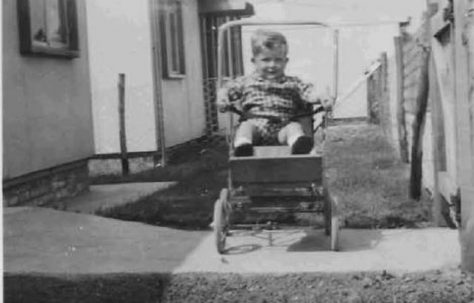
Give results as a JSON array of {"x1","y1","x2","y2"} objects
[
  {"x1": 288, "y1": 134, "x2": 301, "y2": 147},
  {"x1": 234, "y1": 137, "x2": 252, "y2": 148}
]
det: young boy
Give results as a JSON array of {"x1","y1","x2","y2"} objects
[{"x1": 217, "y1": 29, "x2": 333, "y2": 156}]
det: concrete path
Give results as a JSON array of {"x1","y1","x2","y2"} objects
[
  {"x1": 4, "y1": 207, "x2": 207, "y2": 274},
  {"x1": 175, "y1": 228, "x2": 460, "y2": 274},
  {"x1": 4, "y1": 207, "x2": 461, "y2": 275}
]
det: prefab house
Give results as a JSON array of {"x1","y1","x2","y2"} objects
[
  {"x1": 3, "y1": 0, "x2": 94, "y2": 206},
  {"x1": 3, "y1": 0, "x2": 253, "y2": 206}
]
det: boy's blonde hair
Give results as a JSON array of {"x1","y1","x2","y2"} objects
[{"x1": 251, "y1": 29, "x2": 288, "y2": 56}]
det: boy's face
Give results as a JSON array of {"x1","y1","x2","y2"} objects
[{"x1": 252, "y1": 46, "x2": 288, "y2": 81}]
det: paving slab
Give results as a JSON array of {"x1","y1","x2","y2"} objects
[
  {"x1": 174, "y1": 228, "x2": 461, "y2": 274},
  {"x1": 4, "y1": 207, "x2": 461, "y2": 275},
  {"x1": 52, "y1": 182, "x2": 176, "y2": 214},
  {"x1": 4, "y1": 207, "x2": 207, "y2": 274}
]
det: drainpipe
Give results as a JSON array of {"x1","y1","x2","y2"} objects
[{"x1": 149, "y1": 0, "x2": 167, "y2": 167}]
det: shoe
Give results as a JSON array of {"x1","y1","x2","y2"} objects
[
  {"x1": 234, "y1": 143, "x2": 253, "y2": 157},
  {"x1": 291, "y1": 136, "x2": 314, "y2": 154}
]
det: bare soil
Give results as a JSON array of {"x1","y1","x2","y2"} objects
[
  {"x1": 160, "y1": 271, "x2": 473, "y2": 303},
  {"x1": 5, "y1": 270, "x2": 473, "y2": 302}
]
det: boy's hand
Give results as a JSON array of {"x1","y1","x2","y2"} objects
[
  {"x1": 217, "y1": 89, "x2": 231, "y2": 113},
  {"x1": 307, "y1": 90, "x2": 334, "y2": 110},
  {"x1": 320, "y1": 96, "x2": 335, "y2": 110},
  {"x1": 322, "y1": 86, "x2": 336, "y2": 110},
  {"x1": 217, "y1": 102, "x2": 232, "y2": 113},
  {"x1": 217, "y1": 86, "x2": 243, "y2": 113}
]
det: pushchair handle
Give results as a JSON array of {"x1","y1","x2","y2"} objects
[{"x1": 226, "y1": 104, "x2": 327, "y2": 121}]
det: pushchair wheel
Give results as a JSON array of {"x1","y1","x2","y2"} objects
[
  {"x1": 214, "y1": 188, "x2": 229, "y2": 254},
  {"x1": 324, "y1": 187, "x2": 340, "y2": 251},
  {"x1": 330, "y1": 194, "x2": 340, "y2": 251}
]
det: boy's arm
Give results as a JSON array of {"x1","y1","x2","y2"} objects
[
  {"x1": 216, "y1": 78, "x2": 244, "y2": 113},
  {"x1": 297, "y1": 80, "x2": 334, "y2": 110}
]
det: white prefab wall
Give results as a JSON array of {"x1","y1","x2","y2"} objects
[
  {"x1": 86, "y1": 0, "x2": 158, "y2": 154},
  {"x1": 160, "y1": 0, "x2": 206, "y2": 147},
  {"x1": 3, "y1": 0, "x2": 94, "y2": 179}
]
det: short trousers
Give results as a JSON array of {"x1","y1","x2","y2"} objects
[{"x1": 243, "y1": 118, "x2": 288, "y2": 145}]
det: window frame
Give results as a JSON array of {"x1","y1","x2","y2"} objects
[
  {"x1": 17, "y1": 0, "x2": 80, "y2": 58},
  {"x1": 160, "y1": 0, "x2": 186, "y2": 78}
]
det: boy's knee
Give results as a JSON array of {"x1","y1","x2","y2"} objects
[
  {"x1": 278, "y1": 122, "x2": 304, "y2": 145},
  {"x1": 239, "y1": 120, "x2": 254, "y2": 128},
  {"x1": 285, "y1": 122, "x2": 305, "y2": 138},
  {"x1": 235, "y1": 120, "x2": 257, "y2": 145}
]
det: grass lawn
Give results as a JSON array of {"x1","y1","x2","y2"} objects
[
  {"x1": 95, "y1": 122, "x2": 433, "y2": 230},
  {"x1": 94, "y1": 138, "x2": 229, "y2": 229},
  {"x1": 324, "y1": 123, "x2": 432, "y2": 228}
]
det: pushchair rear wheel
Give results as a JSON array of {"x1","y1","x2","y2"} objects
[{"x1": 213, "y1": 188, "x2": 229, "y2": 254}]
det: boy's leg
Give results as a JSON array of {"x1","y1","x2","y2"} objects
[
  {"x1": 234, "y1": 120, "x2": 256, "y2": 156},
  {"x1": 278, "y1": 122, "x2": 314, "y2": 154}
]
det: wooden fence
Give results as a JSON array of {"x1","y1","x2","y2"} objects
[{"x1": 384, "y1": 0, "x2": 474, "y2": 271}]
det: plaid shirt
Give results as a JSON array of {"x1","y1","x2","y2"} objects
[{"x1": 221, "y1": 72, "x2": 321, "y2": 120}]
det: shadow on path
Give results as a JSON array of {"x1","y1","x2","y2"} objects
[{"x1": 288, "y1": 229, "x2": 383, "y2": 252}]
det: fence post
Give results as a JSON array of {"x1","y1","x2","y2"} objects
[
  {"x1": 429, "y1": 53, "x2": 444, "y2": 225},
  {"x1": 367, "y1": 68, "x2": 376, "y2": 124},
  {"x1": 460, "y1": 0, "x2": 474, "y2": 272},
  {"x1": 409, "y1": 48, "x2": 430, "y2": 200},
  {"x1": 367, "y1": 64, "x2": 379, "y2": 124},
  {"x1": 394, "y1": 25, "x2": 410, "y2": 163},
  {"x1": 367, "y1": 53, "x2": 389, "y2": 127},
  {"x1": 118, "y1": 73, "x2": 129, "y2": 176},
  {"x1": 408, "y1": 14, "x2": 432, "y2": 201},
  {"x1": 423, "y1": 1, "x2": 444, "y2": 225},
  {"x1": 380, "y1": 52, "x2": 389, "y2": 134}
]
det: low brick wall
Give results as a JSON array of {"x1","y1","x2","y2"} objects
[
  {"x1": 88, "y1": 154, "x2": 157, "y2": 177},
  {"x1": 88, "y1": 135, "x2": 226, "y2": 177},
  {"x1": 4, "y1": 136, "x2": 225, "y2": 207},
  {"x1": 3, "y1": 159, "x2": 89, "y2": 207}
]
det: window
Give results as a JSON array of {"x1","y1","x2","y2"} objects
[
  {"x1": 160, "y1": 0, "x2": 185, "y2": 78},
  {"x1": 17, "y1": 0, "x2": 79, "y2": 58}
]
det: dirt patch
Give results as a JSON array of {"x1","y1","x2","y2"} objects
[
  {"x1": 5, "y1": 270, "x2": 473, "y2": 303},
  {"x1": 160, "y1": 271, "x2": 473, "y2": 303}
]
